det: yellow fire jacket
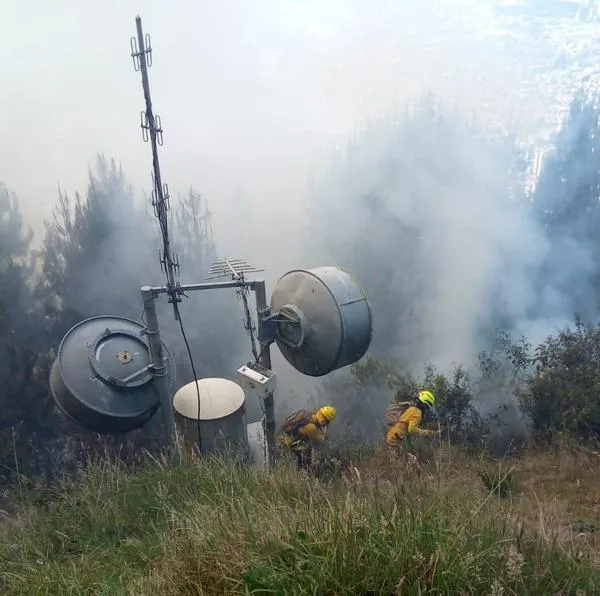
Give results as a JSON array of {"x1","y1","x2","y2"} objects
[
  {"x1": 281, "y1": 415, "x2": 326, "y2": 451},
  {"x1": 386, "y1": 405, "x2": 437, "y2": 447}
]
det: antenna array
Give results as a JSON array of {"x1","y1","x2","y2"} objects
[{"x1": 130, "y1": 15, "x2": 182, "y2": 320}]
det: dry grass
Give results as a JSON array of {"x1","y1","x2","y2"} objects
[{"x1": 1, "y1": 445, "x2": 600, "y2": 594}]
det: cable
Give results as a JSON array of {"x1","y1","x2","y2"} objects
[
  {"x1": 172, "y1": 300, "x2": 202, "y2": 454},
  {"x1": 236, "y1": 285, "x2": 259, "y2": 361},
  {"x1": 255, "y1": 343, "x2": 270, "y2": 366}
]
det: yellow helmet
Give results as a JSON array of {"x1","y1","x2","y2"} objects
[
  {"x1": 418, "y1": 390, "x2": 435, "y2": 407},
  {"x1": 316, "y1": 405, "x2": 337, "y2": 425}
]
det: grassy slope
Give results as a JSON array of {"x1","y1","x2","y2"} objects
[{"x1": 1, "y1": 446, "x2": 600, "y2": 595}]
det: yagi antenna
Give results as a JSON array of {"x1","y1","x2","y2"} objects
[
  {"x1": 131, "y1": 15, "x2": 182, "y2": 320},
  {"x1": 205, "y1": 259, "x2": 264, "y2": 281}
]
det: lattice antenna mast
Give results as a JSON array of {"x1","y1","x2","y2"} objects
[{"x1": 130, "y1": 15, "x2": 182, "y2": 320}]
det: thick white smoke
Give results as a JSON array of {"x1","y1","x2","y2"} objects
[{"x1": 305, "y1": 100, "x2": 548, "y2": 373}]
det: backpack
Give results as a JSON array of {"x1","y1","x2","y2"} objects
[
  {"x1": 282, "y1": 409, "x2": 314, "y2": 436},
  {"x1": 384, "y1": 401, "x2": 413, "y2": 427}
]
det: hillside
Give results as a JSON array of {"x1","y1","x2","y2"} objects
[{"x1": 1, "y1": 444, "x2": 600, "y2": 595}]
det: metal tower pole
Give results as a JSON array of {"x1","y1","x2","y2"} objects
[
  {"x1": 254, "y1": 280, "x2": 276, "y2": 468},
  {"x1": 132, "y1": 15, "x2": 181, "y2": 318},
  {"x1": 141, "y1": 286, "x2": 181, "y2": 466}
]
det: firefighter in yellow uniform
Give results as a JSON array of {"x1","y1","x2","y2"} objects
[
  {"x1": 281, "y1": 406, "x2": 337, "y2": 472},
  {"x1": 386, "y1": 390, "x2": 440, "y2": 453}
]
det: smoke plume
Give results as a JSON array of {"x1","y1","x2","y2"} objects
[{"x1": 305, "y1": 98, "x2": 546, "y2": 372}]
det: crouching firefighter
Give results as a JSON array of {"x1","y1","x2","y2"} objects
[
  {"x1": 385, "y1": 390, "x2": 440, "y2": 454},
  {"x1": 280, "y1": 406, "x2": 337, "y2": 472}
]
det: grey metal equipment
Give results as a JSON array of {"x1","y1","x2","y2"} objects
[
  {"x1": 267, "y1": 267, "x2": 373, "y2": 376},
  {"x1": 135, "y1": 264, "x2": 375, "y2": 466},
  {"x1": 49, "y1": 315, "x2": 176, "y2": 434},
  {"x1": 47, "y1": 16, "x2": 374, "y2": 471},
  {"x1": 141, "y1": 286, "x2": 182, "y2": 464},
  {"x1": 127, "y1": 16, "x2": 371, "y2": 465}
]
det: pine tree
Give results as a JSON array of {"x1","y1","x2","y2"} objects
[{"x1": 531, "y1": 91, "x2": 600, "y2": 323}]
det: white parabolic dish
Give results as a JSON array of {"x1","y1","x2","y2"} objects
[{"x1": 173, "y1": 378, "x2": 245, "y2": 421}]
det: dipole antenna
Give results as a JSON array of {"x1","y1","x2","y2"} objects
[{"x1": 130, "y1": 15, "x2": 182, "y2": 320}]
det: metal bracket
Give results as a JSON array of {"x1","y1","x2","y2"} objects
[
  {"x1": 258, "y1": 308, "x2": 301, "y2": 344},
  {"x1": 273, "y1": 304, "x2": 306, "y2": 349},
  {"x1": 152, "y1": 176, "x2": 171, "y2": 215},
  {"x1": 88, "y1": 328, "x2": 153, "y2": 388}
]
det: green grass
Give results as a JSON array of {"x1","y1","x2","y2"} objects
[{"x1": 0, "y1": 450, "x2": 599, "y2": 595}]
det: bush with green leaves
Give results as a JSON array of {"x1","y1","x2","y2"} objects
[
  {"x1": 312, "y1": 319, "x2": 600, "y2": 451},
  {"x1": 518, "y1": 318, "x2": 600, "y2": 443}
]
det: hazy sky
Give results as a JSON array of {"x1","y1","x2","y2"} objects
[{"x1": 0, "y1": 0, "x2": 584, "y2": 269}]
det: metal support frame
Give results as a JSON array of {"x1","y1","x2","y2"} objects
[
  {"x1": 254, "y1": 280, "x2": 275, "y2": 468},
  {"x1": 141, "y1": 286, "x2": 181, "y2": 466},
  {"x1": 132, "y1": 16, "x2": 280, "y2": 469},
  {"x1": 140, "y1": 278, "x2": 277, "y2": 468}
]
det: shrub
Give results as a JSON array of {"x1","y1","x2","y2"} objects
[{"x1": 518, "y1": 318, "x2": 600, "y2": 443}]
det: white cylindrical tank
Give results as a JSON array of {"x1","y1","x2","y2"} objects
[{"x1": 173, "y1": 378, "x2": 249, "y2": 457}]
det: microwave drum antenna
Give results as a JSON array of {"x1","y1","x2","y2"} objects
[
  {"x1": 49, "y1": 315, "x2": 176, "y2": 434},
  {"x1": 269, "y1": 266, "x2": 372, "y2": 377}
]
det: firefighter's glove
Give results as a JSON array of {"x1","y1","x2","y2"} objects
[{"x1": 291, "y1": 439, "x2": 308, "y2": 451}]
